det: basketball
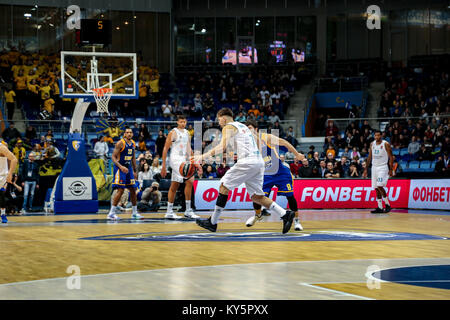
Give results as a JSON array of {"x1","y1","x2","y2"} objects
[{"x1": 179, "y1": 161, "x2": 196, "y2": 178}]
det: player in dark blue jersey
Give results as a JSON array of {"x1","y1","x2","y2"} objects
[
  {"x1": 245, "y1": 120, "x2": 305, "y2": 231},
  {"x1": 107, "y1": 127, "x2": 142, "y2": 220}
]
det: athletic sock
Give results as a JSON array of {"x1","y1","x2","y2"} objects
[
  {"x1": 383, "y1": 197, "x2": 390, "y2": 206},
  {"x1": 1, "y1": 209, "x2": 5, "y2": 216},
  {"x1": 132, "y1": 206, "x2": 137, "y2": 214},
  {"x1": 211, "y1": 206, "x2": 223, "y2": 225},
  {"x1": 167, "y1": 202, "x2": 174, "y2": 213},
  {"x1": 255, "y1": 208, "x2": 261, "y2": 218},
  {"x1": 269, "y1": 202, "x2": 286, "y2": 217},
  {"x1": 185, "y1": 200, "x2": 191, "y2": 211},
  {"x1": 377, "y1": 199, "x2": 383, "y2": 209},
  {"x1": 109, "y1": 206, "x2": 117, "y2": 215}
]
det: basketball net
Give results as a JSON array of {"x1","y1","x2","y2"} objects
[{"x1": 92, "y1": 87, "x2": 112, "y2": 114}]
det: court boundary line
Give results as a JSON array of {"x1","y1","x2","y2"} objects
[
  {"x1": 298, "y1": 283, "x2": 374, "y2": 300},
  {"x1": 1, "y1": 257, "x2": 449, "y2": 287}
]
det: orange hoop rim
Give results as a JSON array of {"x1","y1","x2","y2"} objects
[{"x1": 92, "y1": 88, "x2": 113, "y2": 97}]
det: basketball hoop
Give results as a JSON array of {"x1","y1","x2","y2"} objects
[{"x1": 92, "y1": 87, "x2": 113, "y2": 114}]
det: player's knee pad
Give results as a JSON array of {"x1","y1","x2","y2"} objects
[
  {"x1": 216, "y1": 192, "x2": 228, "y2": 208},
  {"x1": 287, "y1": 196, "x2": 298, "y2": 212}
]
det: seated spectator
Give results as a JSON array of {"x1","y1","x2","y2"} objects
[
  {"x1": 2, "y1": 122, "x2": 21, "y2": 142},
  {"x1": 324, "y1": 162, "x2": 340, "y2": 178},
  {"x1": 299, "y1": 159, "x2": 314, "y2": 178},
  {"x1": 325, "y1": 120, "x2": 339, "y2": 139},
  {"x1": 268, "y1": 111, "x2": 280, "y2": 124},
  {"x1": 336, "y1": 156, "x2": 349, "y2": 177},
  {"x1": 317, "y1": 160, "x2": 327, "y2": 178},
  {"x1": 348, "y1": 163, "x2": 360, "y2": 178},
  {"x1": 216, "y1": 160, "x2": 230, "y2": 178},
  {"x1": 350, "y1": 147, "x2": 361, "y2": 160},
  {"x1": 434, "y1": 153, "x2": 449, "y2": 176},
  {"x1": 417, "y1": 144, "x2": 432, "y2": 161},
  {"x1": 311, "y1": 151, "x2": 321, "y2": 168},
  {"x1": 43, "y1": 139, "x2": 60, "y2": 159},
  {"x1": 235, "y1": 111, "x2": 246, "y2": 122},
  {"x1": 307, "y1": 145, "x2": 315, "y2": 159},
  {"x1": 172, "y1": 100, "x2": 184, "y2": 115},
  {"x1": 290, "y1": 158, "x2": 301, "y2": 177},
  {"x1": 203, "y1": 165, "x2": 217, "y2": 179},
  {"x1": 203, "y1": 93, "x2": 215, "y2": 117},
  {"x1": 248, "y1": 104, "x2": 260, "y2": 118},
  {"x1": 32, "y1": 144, "x2": 43, "y2": 161},
  {"x1": 407, "y1": 136, "x2": 420, "y2": 155},
  {"x1": 326, "y1": 152, "x2": 336, "y2": 165},
  {"x1": 326, "y1": 144, "x2": 336, "y2": 158},
  {"x1": 161, "y1": 99, "x2": 173, "y2": 118},
  {"x1": 150, "y1": 157, "x2": 162, "y2": 180},
  {"x1": 94, "y1": 136, "x2": 109, "y2": 161},
  {"x1": 24, "y1": 125, "x2": 37, "y2": 142},
  {"x1": 138, "y1": 181, "x2": 162, "y2": 212},
  {"x1": 285, "y1": 126, "x2": 298, "y2": 148},
  {"x1": 137, "y1": 136, "x2": 147, "y2": 152},
  {"x1": 220, "y1": 86, "x2": 228, "y2": 103},
  {"x1": 138, "y1": 162, "x2": 154, "y2": 185}
]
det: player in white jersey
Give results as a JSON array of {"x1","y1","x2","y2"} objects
[
  {"x1": 364, "y1": 130, "x2": 394, "y2": 213},
  {"x1": 161, "y1": 114, "x2": 201, "y2": 219},
  {"x1": 193, "y1": 108, "x2": 295, "y2": 234},
  {"x1": 0, "y1": 140, "x2": 18, "y2": 223}
]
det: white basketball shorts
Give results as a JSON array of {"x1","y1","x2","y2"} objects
[
  {"x1": 220, "y1": 158, "x2": 265, "y2": 197},
  {"x1": 371, "y1": 165, "x2": 389, "y2": 189}
]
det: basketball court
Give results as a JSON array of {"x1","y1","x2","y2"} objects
[{"x1": 1, "y1": 208, "x2": 449, "y2": 300}]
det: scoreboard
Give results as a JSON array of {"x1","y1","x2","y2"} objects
[{"x1": 76, "y1": 19, "x2": 112, "y2": 46}]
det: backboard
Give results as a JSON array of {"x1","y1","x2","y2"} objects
[{"x1": 59, "y1": 51, "x2": 138, "y2": 101}]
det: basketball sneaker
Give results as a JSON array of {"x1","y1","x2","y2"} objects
[
  {"x1": 384, "y1": 204, "x2": 391, "y2": 213},
  {"x1": 131, "y1": 212, "x2": 143, "y2": 220},
  {"x1": 371, "y1": 207, "x2": 384, "y2": 214},
  {"x1": 164, "y1": 212, "x2": 182, "y2": 220},
  {"x1": 1, "y1": 215, "x2": 7, "y2": 223},
  {"x1": 107, "y1": 212, "x2": 120, "y2": 220},
  {"x1": 261, "y1": 209, "x2": 271, "y2": 216},
  {"x1": 294, "y1": 219, "x2": 303, "y2": 231},
  {"x1": 184, "y1": 209, "x2": 200, "y2": 219},
  {"x1": 246, "y1": 214, "x2": 264, "y2": 227},
  {"x1": 196, "y1": 217, "x2": 217, "y2": 232},
  {"x1": 281, "y1": 210, "x2": 295, "y2": 234}
]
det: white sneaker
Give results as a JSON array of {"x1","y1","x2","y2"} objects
[
  {"x1": 164, "y1": 212, "x2": 182, "y2": 220},
  {"x1": 184, "y1": 209, "x2": 200, "y2": 219},
  {"x1": 294, "y1": 220, "x2": 303, "y2": 231},
  {"x1": 107, "y1": 212, "x2": 120, "y2": 220},
  {"x1": 246, "y1": 214, "x2": 264, "y2": 227},
  {"x1": 131, "y1": 212, "x2": 143, "y2": 220}
]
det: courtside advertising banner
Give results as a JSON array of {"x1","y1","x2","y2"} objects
[
  {"x1": 193, "y1": 180, "x2": 287, "y2": 210},
  {"x1": 194, "y1": 179, "x2": 417, "y2": 210},
  {"x1": 408, "y1": 179, "x2": 450, "y2": 210}
]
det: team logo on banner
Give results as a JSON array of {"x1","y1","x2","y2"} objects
[{"x1": 72, "y1": 140, "x2": 81, "y2": 151}]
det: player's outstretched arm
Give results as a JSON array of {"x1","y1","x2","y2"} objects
[
  {"x1": 266, "y1": 133, "x2": 305, "y2": 161},
  {"x1": 161, "y1": 130, "x2": 175, "y2": 178},
  {"x1": 0, "y1": 144, "x2": 18, "y2": 183}
]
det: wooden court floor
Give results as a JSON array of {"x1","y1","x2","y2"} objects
[{"x1": 0, "y1": 208, "x2": 449, "y2": 300}]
